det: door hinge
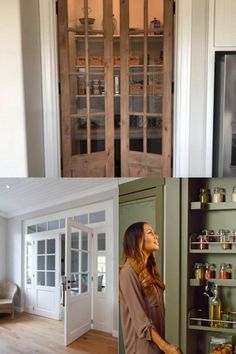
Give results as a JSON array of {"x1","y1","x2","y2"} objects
[
  {"x1": 92, "y1": 233, "x2": 94, "y2": 238},
  {"x1": 55, "y1": 1, "x2": 58, "y2": 16},
  {"x1": 172, "y1": 81, "x2": 174, "y2": 94},
  {"x1": 91, "y1": 276, "x2": 94, "y2": 281},
  {"x1": 91, "y1": 319, "x2": 93, "y2": 324},
  {"x1": 33, "y1": 306, "x2": 35, "y2": 311},
  {"x1": 173, "y1": 1, "x2": 176, "y2": 15}
]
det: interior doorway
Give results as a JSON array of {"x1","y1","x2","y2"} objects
[{"x1": 24, "y1": 201, "x2": 115, "y2": 346}]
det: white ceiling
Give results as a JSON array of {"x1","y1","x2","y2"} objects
[{"x1": 0, "y1": 178, "x2": 118, "y2": 218}]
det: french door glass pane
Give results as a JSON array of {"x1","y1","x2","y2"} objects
[
  {"x1": 129, "y1": 115, "x2": 143, "y2": 152},
  {"x1": 47, "y1": 272, "x2": 55, "y2": 287},
  {"x1": 71, "y1": 250, "x2": 79, "y2": 273},
  {"x1": 89, "y1": 210, "x2": 105, "y2": 223},
  {"x1": 97, "y1": 233, "x2": 106, "y2": 251},
  {"x1": 71, "y1": 232, "x2": 79, "y2": 249},
  {"x1": 74, "y1": 214, "x2": 88, "y2": 225},
  {"x1": 38, "y1": 240, "x2": 45, "y2": 254},
  {"x1": 97, "y1": 273, "x2": 106, "y2": 292},
  {"x1": 48, "y1": 220, "x2": 59, "y2": 231},
  {"x1": 47, "y1": 255, "x2": 55, "y2": 271},
  {"x1": 71, "y1": 273, "x2": 79, "y2": 294},
  {"x1": 37, "y1": 223, "x2": 47, "y2": 232},
  {"x1": 81, "y1": 274, "x2": 88, "y2": 293},
  {"x1": 47, "y1": 239, "x2": 55, "y2": 254},
  {"x1": 37, "y1": 256, "x2": 45, "y2": 270},
  {"x1": 81, "y1": 232, "x2": 88, "y2": 250},
  {"x1": 91, "y1": 116, "x2": 105, "y2": 152},
  {"x1": 147, "y1": 116, "x2": 162, "y2": 154},
  {"x1": 37, "y1": 272, "x2": 45, "y2": 286},
  {"x1": 72, "y1": 118, "x2": 88, "y2": 155},
  {"x1": 81, "y1": 252, "x2": 88, "y2": 272}
]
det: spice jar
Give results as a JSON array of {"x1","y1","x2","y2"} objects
[
  {"x1": 202, "y1": 229, "x2": 215, "y2": 242},
  {"x1": 226, "y1": 264, "x2": 232, "y2": 279},
  {"x1": 194, "y1": 263, "x2": 204, "y2": 279},
  {"x1": 232, "y1": 187, "x2": 236, "y2": 202},
  {"x1": 213, "y1": 187, "x2": 224, "y2": 203},
  {"x1": 199, "y1": 188, "x2": 210, "y2": 203},
  {"x1": 218, "y1": 229, "x2": 231, "y2": 250},
  {"x1": 219, "y1": 263, "x2": 228, "y2": 279},
  {"x1": 204, "y1": 263, "x2": 216, "y2": 279},
  {"x1": 198, "y1": 234, "x2": 208, "y2": 250}
]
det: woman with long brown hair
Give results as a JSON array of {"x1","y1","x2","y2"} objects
[{"x1": 119, "y1": 222, "x2": 181, "y2": 354}]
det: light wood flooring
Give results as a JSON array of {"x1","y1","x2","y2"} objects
[{"x1": 0, "y1": 312, "x2": 118, "y2": 354}]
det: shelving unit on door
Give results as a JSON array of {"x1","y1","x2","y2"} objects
[{"x1": 181, "y1": 178, "x2": 236, "y2": 354}]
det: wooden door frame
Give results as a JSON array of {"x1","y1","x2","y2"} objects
[{"x1": 38, "y1": 0, "x2": 194, "y2": 178}]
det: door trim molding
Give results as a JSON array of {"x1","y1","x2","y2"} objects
[
  {"x1": 39, "y1": 0, "x2": 61, "y2": 177},
  {"x1": 173, "y1": 0, "x2": 192, "y2": 176}
]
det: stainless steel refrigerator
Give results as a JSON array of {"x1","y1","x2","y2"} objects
[{"x1": 213, "y1": 53, "x2": 236, "y2": 177}]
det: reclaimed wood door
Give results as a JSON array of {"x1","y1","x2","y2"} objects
[
  {"x1": 120, "y1": 0, "x2": 173, "y2": 177},
  {"x1": 58, "y1": 0, "x2": 114, "y2": 176}
]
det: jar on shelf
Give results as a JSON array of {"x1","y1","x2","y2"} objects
[
  {"x1": 197, "y1": 234, "x2": 208, "y2": 250},
  {"x1": 202, "y1": 229, "x2": 215, "y2": 242},
  {"x1": 221, "y1": 311, "x2": 231, "y2": 328},
  {"x1": 232, "y1": 187, "x2": 236, "y2": 202},
  {"x1": 219, "y1": 263, "x2": 228, "y2": 279},
  {"x1": 194, "y1": 263, "x2": 204, "y2": 279},
  {"x1": 212, "y1": 187, "x2": 224, "y2": 203},
  {"x1": 199, "y1": 188, "x2": 210, "y2": 203},
  {"x1": 218, "y1": 229, "x2": 231, "y2": 250},
  {"x1": 204, "y1": 263, "x2": 216, "y2": 279},
  {"x1": 226, "y1": 264, "x2": 232, "y2": 279},
  {"x1": 209, "y1": 337, "x2": 233, "y2": 354}
]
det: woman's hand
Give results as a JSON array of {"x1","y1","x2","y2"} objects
[{"x1": 164, "y1": 343, "x2": 182, "y2": 354}]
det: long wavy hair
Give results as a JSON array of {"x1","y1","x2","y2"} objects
[{"x1": 121, "y1": 222, "x2": 165, "y2": 293}]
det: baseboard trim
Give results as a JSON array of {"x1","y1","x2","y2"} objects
[{"x1": 112, "y1": 330, "x2": 118, "y2": 338}]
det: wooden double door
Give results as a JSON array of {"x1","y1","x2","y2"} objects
[{"x1": 58, "y1": 0, "x2": 173, "y2": 177}]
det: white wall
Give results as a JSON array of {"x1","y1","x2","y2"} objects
[
  {"x1": 0, "y1": 216, "x2": 7, "y2": 280},
  {"x1": 7, "y1": 188, "x2": 119, "y2": 332},
  {"x1": 0, "y1": 0, "x2": 28, "y2": 177},
  {"x1": 20, "y1": 0, "x2": 45, "y2": 177},
  {"x1": 189, "y1": 0, "x2": 209, "y2": 176}
]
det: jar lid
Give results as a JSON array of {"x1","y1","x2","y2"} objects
[{"x1": 210, "y1": 337, "x2": 227, "y2": 345}]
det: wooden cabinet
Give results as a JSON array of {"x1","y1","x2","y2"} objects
[
  {"x1": 58, "y1": 0, "x2": 173, "y2": 177},
  {"x1": 181, "y1": 178, "x2": 236, "y2": 353},
  {"x1": 214, "y1": 0, "x2": 236, "y2": 47}
]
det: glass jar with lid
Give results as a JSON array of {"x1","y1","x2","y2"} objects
[
  {"x1": 204, "y1": 263, "x2": 216, "y2": 279},
  {"x1": 199, "y1": 188, "x2": 210, "y2": 203},
  {"x1": 232, "y1": 187, "x2": 236, "y2": 202},
  {"x1": 218, "y1": 229, "x2": 231, "y2": 250},
  {"x1": 209, "y1": 336, "x2": 233, "y2": 354},
  {"x1": 219, "y1": 263, "x2": 228, "y2": 279},
  {"x1": 226, "y1": 264, "x2": 232, "y2": 279},
  {"x1": 202, "y1": 229, "x2": 215, "y2": 242},
  {"x1": 197, "y1": 234, "x2": 208, "y2": 250},
  {"x1": 213, "y1": 187, "x2": 224, "y2": 203},
  {"x1": 194, "y1": 263, "x2": 204, "y2": 279}
]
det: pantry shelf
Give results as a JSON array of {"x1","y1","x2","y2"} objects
[
  {"x1": 190, "y1": 202, "x2": 236, "y2": 211},
  {"x1": 190, "y1": 279, "x2": 236, "y2": 287}
]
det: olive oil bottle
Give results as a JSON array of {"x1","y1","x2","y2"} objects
[{"x1": 209, "y1": 284, "x2": 221, "y2": 327}]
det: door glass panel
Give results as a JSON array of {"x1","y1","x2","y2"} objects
[
  {"x1": 97, "y1": 256, "x2": 106, "y2": 273},
  {"x1": 47, "y1": 239, "x2": 55, "y2": 254},
  {"x1": 71, "y1": 273, "x2": 79, "y2": 294},
  {"x1": 81, "y1": 232, "x2": 88, "y2": 250},
  {"x1": 72, "y1": 118, "x2": 88, "y2": 155},
  {"x1": 47, "y1": 272, "x2": 55, "y2": 287},
  {"x1": 71, "y1": 232, "x2": 79, "y2": 249},
  {"x1": 89, "y1": 210, "x2": 105, "y2": 223},
  {"x1": 129, "y1": 115, "x2": 143, "y2": 152},
  {"x1": 60, "y1": 218, "x2": 65, "y2": 228},
  {"x1": 26, "y1": 241, "x2": 32, "y2": 285},
  {"x1": 147, "y1": 116, "x2": 162, "y2": 154},
  {"x1": 81, "y1": 274, "x2": 88, "y2": 293},
  {"x1": 37, "y1": 223, "x2": 47, "y2": 232},
  {"x1": 37, "y1": 256, "x2": 45, "y2": 270},
  {"x1": 81, "y1": 252, "x2": 88, "y2": 272},
  {"x1": 38, "y1": 240, "x2": 45, "y2": 254},
  {"x1": 147, "y1": 94, "x2": 162, "y2": 114},
  {"x1": 91, "y1": 116, "x2": 105, "y2": 153},
  {"x1": 74, "y1": 214, "x2": 88, "y2": 224},
  {"x1": 97, "y1": 233, "x2": 106, "y2": 251},
  {"x1": 97, "y1": 273, "x2": 106, "y2": 292},
  {"x1": 37, "y1": 272, "x2": 45, "y2": 286},
  {"x1": 27, "y1": 225, "x2": 36, "y2": 234},
  {"x1": 47, "y1": 255, "x2": 55, "y2": 271},
  {"x1": 48, "y1": 220, "x2": 59, "y2": 231},
  {"x1": 71, "y1": 250, "x2": 79, "y2": 273}
]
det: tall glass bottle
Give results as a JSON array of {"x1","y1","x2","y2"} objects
[
  {"x1": 209, "y1": 284, "x2": 221, "y2": 327},
  {"x1": 199, "y1": 281, "x2": 214, "y2": 326}
]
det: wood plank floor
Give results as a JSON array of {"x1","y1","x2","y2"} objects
[{"x1": 0, "y1": 313, "x2": 118, "y2": 354}]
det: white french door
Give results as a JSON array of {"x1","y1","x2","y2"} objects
[
  {"x1": 64, "y1": 218, "x2": 93, "y2": 345},
  {"x1": 92, "y1": 226, "x2": 113, "y2": 333},
  {"x1": 25, "y1": 233, "x2": 61, "y2": 320}
]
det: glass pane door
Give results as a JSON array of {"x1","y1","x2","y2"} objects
[{"x1": 59, "y1": 0, "x2": 115, "y2": 176}]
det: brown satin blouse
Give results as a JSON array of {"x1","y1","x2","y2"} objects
[{"x1": 119, "y1": 261, "x2": 165, "y2": 354}]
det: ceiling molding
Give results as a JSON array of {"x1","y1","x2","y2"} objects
[{"x1": 5, "y1": 180, "x2": 118, "y2": 219}]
